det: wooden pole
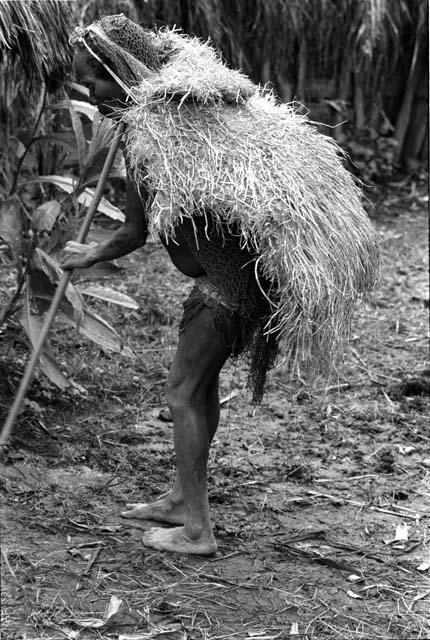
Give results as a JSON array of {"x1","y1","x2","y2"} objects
[
  {"x1": 0, "y1": 121, "x2": 126, "y2": 450},
  {"x1": 393, "y1": 30, "x2": 422, "y2": 162},
  {"x1": 401, "y1": 96, "x2": 428, "y2": 169}
]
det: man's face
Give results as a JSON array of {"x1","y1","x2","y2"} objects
[{"x1": 73, "y1": 50, "x2": 127, "y2": 116}]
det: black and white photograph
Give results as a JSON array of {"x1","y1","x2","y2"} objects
[{"x1": 0, "y1": 0, "x2": 428, "y2": 638}]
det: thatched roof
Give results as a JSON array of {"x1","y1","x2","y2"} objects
[
  {"x1": 177, "y1": 0, "x2": 427, "y2": 94},
  {"x1": 0, "y1": 0, "x2": 74, "y2": 91},
  {"x1": 58, "y1": 0, "x2": 428, "y2": 100},
  {"x1": 100, "y1": 1, "x2": 423, "y2": 79}
]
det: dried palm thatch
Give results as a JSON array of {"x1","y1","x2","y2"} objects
[
  {"x1": 122, "y1": 29, "x2": 379, "y2": 379},
  {"x1": 0, "y1": 0, "x2": 74, "y2": 91}
]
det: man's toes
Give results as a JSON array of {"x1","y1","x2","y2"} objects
[
  {"x1": 142, "y1": 529, "x2": 158, "y2": 544},
  {"x1": 142, "y1": 528, "x2": 166, "y2": 551},
  {"x1": 142, "y1": 526, "x2": 218, "y2": 555}
]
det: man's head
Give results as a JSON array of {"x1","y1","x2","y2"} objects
[
  {"x1": 70, "y1": 14, "x2": 164, "y2": 116},
  {"x1": 73, "y1": 47, "x2": 128, "y2": 116}
]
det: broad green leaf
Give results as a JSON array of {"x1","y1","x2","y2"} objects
[
  {"x1": 53, "y1": 98, "x2": 96, "y2": 120},
  {"x1": 36, "y1": 132, "x2": 77, "y2": 153},
  {"x1": 37, "y1": 176, "x2": 125, "y2": 221},
  {"x1": 31, "y1": 248, "x2": 84, "y2": 323},
  {"x1": 20, "y1": 300, "x2": 70, "y2": 390},
  {"x1": 0, "y1": 198, "x2": 21, "y2": 251},
  {"x1": 58, "y1": 304, "x2": 134, "y2": 357},
  {"x1": 77, "y1": 189, "x2": 124, "y2": 221},
  {"x1": 65, "y1": 94, "x2": 87, "y2": 173},
  {"x1": 30, "y1": 247, "x2": 61, "y2": 284},
  {"x1": 36, "y1": 351, "x2": 71, "y2": 390},
  {"x1": 66, "y1": 81, "x2": 90, "y2": 98},
  {"x1": 81, "y1": 115, "x2": 126, "y2": 187},
  {"x1": 32, "y1": 200, "x2": 61, "y2": 233},
  {"x1": 13, "y1": 138, "x2": 27, "y2": 160},
  {"x1": 79, "y1": 285, "x2": 139, "y2": 309},
  {"x1": 37, "y1": 174, "x2": 78, "y2": 193},
  {"x1": 86, "y1": 116, "x2": 122, "y2": 170}
]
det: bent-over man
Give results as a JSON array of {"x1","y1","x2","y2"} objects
[{"x1": 62, "y1": 14, "x2": 378, "y2": 555}]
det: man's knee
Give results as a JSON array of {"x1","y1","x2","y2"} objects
[
  {"x1": 167, "y1": 369, "x2": 213, "y2": 413},
  {"x1": 166, "y1": 371, "x2": 194, "y2": 409},
  {"x1": 166, "y1": 377, "x2": 182, "y2": 413}
]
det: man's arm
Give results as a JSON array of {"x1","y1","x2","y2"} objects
[{"x1": 62, "y1": 176, "x2": 151, "y2": 270}]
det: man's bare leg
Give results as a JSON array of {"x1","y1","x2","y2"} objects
[
  {"x1": 121, "y1": 380, "x2": 220, "y2": 525},
  {"x1": 123, "y1": 308, "x2": 230, "y2": 553}
]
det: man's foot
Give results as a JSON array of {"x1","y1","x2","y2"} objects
[
  {"x1": 121, "y1": 495, "x2": 186, "y2": 524},
  {"x1": 142, "y1": 526, "x2": 218, "y2": 555}
]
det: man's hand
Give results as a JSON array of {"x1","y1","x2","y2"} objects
[{"x1": 61, "y1": 241, "x2": 99, "y2": 271}]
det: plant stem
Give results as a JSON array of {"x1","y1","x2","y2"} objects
[
  {"x1": 7, "y1": 84, "x2": 47, "y2": 198},
  {"x1": 0, "y1": 122, "x2": 126, "y2": 450}
]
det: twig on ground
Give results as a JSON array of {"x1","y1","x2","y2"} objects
[
  {"x1": 351, "y1": 347, "x2": 369, "y2": 370},
  {"x1": 314, "y1": 473, "x2": 393, "y2": 483},
  {"x1": 220, "y1": 390, "x2": 239, "y2": 406},
  {"x1": 75, "y1": 545, "x2": 102, "y2": 591},
  {"x1": 209, "y1": 551, "x2": 242, "y2": 562},
  {"x1": 307, "y1": 490, "x2": 426, "y2": 520},
  {"x1": 325, "y1": 382, "x2": 352, "y2": 392},
  {"x1": 1, "y1": 547, "x2": 18, "y2": 582},
  {"x1": 82, "y1": 545, "x2": 102, "y2": 575},
  {"x1": 270, "y1": 529, "x2": 326, "y2": 540},
  {"x1": 273, "y1": 543, "x2": 360, "y2": 574},
  {"x1": 382, "y1": 388, "x2": 397, "y2": 409}
]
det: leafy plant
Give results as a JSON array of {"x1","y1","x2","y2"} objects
[{"x1": 0, "y1": 96, "x2": 137, "y2": 391}]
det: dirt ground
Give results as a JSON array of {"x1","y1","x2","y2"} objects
[{"x1": 1, "y1": 183, "x2": 429, "y2": 640}]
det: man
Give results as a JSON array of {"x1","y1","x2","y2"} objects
[{"x1": 63, "y1": 14, "x2": 378, "y2": 555}]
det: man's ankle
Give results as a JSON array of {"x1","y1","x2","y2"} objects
[
  {"x1": 184, "y1": 521, "x2": 213, "y2": 542},
  {"x1": 168, "y1": 492, "x2": 184, "y2": 506}
]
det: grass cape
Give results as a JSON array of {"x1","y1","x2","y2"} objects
[{"x1": 122, "y1": 29, "x2": 379, "y2": 379}]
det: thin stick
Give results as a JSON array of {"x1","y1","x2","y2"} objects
[
  {"x1": 307, "y1": 490, "x2": 424, "y2": 520},
  {"x1": 0, "y1": 121, "x2": 126, "y2": 449},
  {"x1": 1, "y1": 546, "x2": 18, "y2": 582},
  {"x1": 8, "y1": 85, "x2": 47, "y2": 198}
]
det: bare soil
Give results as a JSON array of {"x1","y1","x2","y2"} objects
[{"x1": 1, "y1": 183, "x2": 429, "y2": 640}]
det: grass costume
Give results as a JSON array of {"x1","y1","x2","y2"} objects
[
  {"x1": 71, "y1": 14, "x2": 378, "y2": 399},
  {"x1": 69, "y1": 13, "x2": 379, "y2": 556}
]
